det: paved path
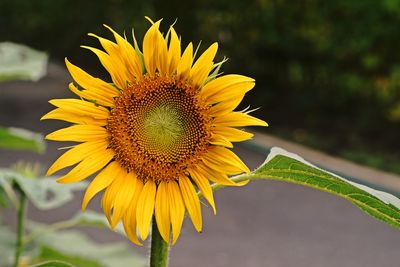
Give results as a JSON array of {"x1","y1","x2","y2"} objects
[{"x1": 1, "y1": 63, "x2": 400, "y2": 267}]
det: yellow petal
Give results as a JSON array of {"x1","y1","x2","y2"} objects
[
  {"x1": 68, "y1": 83, "x2": 115, "y2": 107},
  {"x1": 213, "y1": 112, "x2": 268, "y2": 127},
  {"x1": 177, "y1": 43, "x2": 193, "y2": 80},
  {"x1": 47, "y1": 140, "x2": 107, "y2": 176},
  {"x1": 102, "y1": 25, "x2": 143, "y2": 79},
  {"x1": 178, "y1": 176, "x2": 202, "y2": 232},
  {"x1": 41, "y1": 108, "x2": 107, "y2": 126},
  {"x1": 81, "y1": 46, "x2": 128, "y2": 90},
  {"x1": 102, "y1": 170, "x2": 126, "y2": 223},
  {"x1": 65, "y1": 59, "x2": 119, "y2": 96},
  {"x1": 45, "y1": 125, "x2": 108, "y2": 142},
  {"x1": 110, "y1": 171, "x2": 138, "y2": 228},
  {"x1": 88, "y1": 33, "x2": 119, "y2": 58},
  {"x1": 208, "y1": 146, "x2": 250, "y2": 174},
  {"x1": 196, "y1": 163, "x2": 247, "y2": 187},
  {"x1": 82, "y1": 161, "x2": 122, "y2": 210},
  {"x1": 155, "y1": 181, "x2": 171, "y2": 243},
  {"x1": 209, "y1": 134, "x2": 233, "y2": 148},
  {"x1": 209, "y1": 93, "x2": 246, "y2": 116},
  {"x1": 200, "y1": 74, "x2": 254, "y2": 102},
  {"x1": 201, "y1": 147, "x2": 249, "y2": 175},
  {"x1": 136, "y1": 180, "x2": 156, "y2": 240},
  {"x1": 189, "y1": 168, "x2": 216, "y2": 214},
  {"x1": 57, "y1": 148, "x2": 114, "y2": 183},
  {"x1": 143, "y1": 20, "x2": 162, "y2": 76},
  {"x1": 190, "y1": 43, "x2": 218, "y2": 88},
  {"x1": 167, "y1": 181, "x2": 185, "y2": 245},
  {"x1": 167, "y1": 27, "x2": 181, "y2": 75},
  {"x1": 122, "y1": 180, "x2": 144, "y2": 245},
  {"x1": 48, "y1": 99, "x2": 109, "y2": 119},
  {"x1": 201, "y1": 156, "x2": 243, "y2": 175},
  {"x1": 156, "y1": 34, "x2": 169, "y2": 76},
  {"x1": 211, "y1": 126, "x2": 254, "y2": 142}
]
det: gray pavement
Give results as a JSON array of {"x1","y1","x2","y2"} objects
[{"x1": 1, "y1": 63, "x2": 400, "y2": 267}]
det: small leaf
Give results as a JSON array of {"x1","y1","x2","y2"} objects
[
  {"x1": 0, "y1": 42, "x2": 48, "y2": 82},
  {"x1": 0, "y1": 126, "x2": 45, "y2": 153},
  {"x1": 30, "y1": 260, "x2": 76, "y2": 267},
  {"x1": 0, "y1": 168, "x2": 87, "y2": 210},
  {"x1": 247, "y1": 147, "x2": 400, "y2": 228}
]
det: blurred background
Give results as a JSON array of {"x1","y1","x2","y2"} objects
[
  {"x1": 2, "y1": 0, "x2": 400, "y2": 174},
  {"x1": 1, "y1": 1, "x2": 400, "y2": 266}
]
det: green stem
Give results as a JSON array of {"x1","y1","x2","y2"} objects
[
  {"x1": 150, "y1": 218, "x2": 169, "y2": 267},
  {"x1": 13, "y1": 187, "x2": 27, "y2": 267}
]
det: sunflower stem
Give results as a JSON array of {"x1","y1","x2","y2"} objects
[
  {"x1": 150, "y1": 218, "x2": 169, "y2": 267},
  {"x1": 13, "y1": 186, "x2": 27, "y2": 267}
]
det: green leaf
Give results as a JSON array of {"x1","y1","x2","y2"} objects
[
  {"x1": 33, "y1": 230, "x2": 145, "y2": 267},
  {"x1": 220, "y1": 147, "x2": 400, "y2": 229},
  {"x1": 35, "y1": 247, "x2": 97, "y2": 267},
  {"x1": 30, "y1": 260, "x2": 76, "y2": 267},
  {"x1": 0, "y1": 169, "x2": 87, "y2": 210},
  {"x1": 0, "y1": 126, "x2": 45, "y2": 153},
  {"x1": 0, "y1": 42, "x2": 48, "y2": 82}
]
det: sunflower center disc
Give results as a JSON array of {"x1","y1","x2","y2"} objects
[
  {"x1": 107, "y1": 75, "x2": 211, "y2": 182},
  {"x1": 143, "y1": 103, "x2": 184, "y2": 153}
]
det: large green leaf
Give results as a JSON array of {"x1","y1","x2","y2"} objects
[
  {"x1": 0, "y1": 127, "x2": 45, "y2": 153},
  {"x1": 0, "y1": 42, "x2": 48, "y2": 82},
  {"x1": 216, "y1": 147, "x2": 400, "y2": 229},
  {"x1": 0, "y1": 169, "x2": 86, "y2": 210}
]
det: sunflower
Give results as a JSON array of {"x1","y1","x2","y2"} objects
[{"x1": 42, "y1": 18, "x2": 267, "y2": 245}]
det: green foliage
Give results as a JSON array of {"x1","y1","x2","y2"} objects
[
  {"x1": 0, "y1": 168, "x2": 86, "y2": 210},
  {"x1": 0, "y1": 127, "x2": 45, "y2": 153},
  {"x1": 0, "y1": 210, "x2": 144, "y2": 267},
  {"x1": 36, "y1": 247, "x2": 98, "y2": 267},
  {"x1": 32, "y1": 230, "x2": 145, "y2": 267},
  {"x1": 222, "y1": 147, "x2": 400, "y2": 229}
]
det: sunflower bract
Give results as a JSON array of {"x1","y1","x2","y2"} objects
[{"x1": 42, "y1": 18, "x2": 267, "y2": 245}]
